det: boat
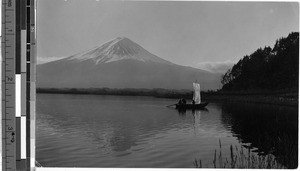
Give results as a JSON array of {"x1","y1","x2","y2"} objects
[
  {"x1": 173, "y1": 82, "x2": 209, "y2": 110},
  {"x1": 175, "y1": 102, "x2": 209, "y2": 109}
]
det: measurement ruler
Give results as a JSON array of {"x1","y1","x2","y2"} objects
[{"x1": 2, "y1": 0, "x2": 36, "y2": 170}]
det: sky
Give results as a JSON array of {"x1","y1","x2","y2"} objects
[{"x1": 37, "y1": 0, "x2": 299, "y2": 73}]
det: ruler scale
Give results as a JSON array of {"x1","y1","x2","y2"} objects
[
  {"x1": 2, "y1": 0, "x2": 36, "y2": 170},
  {"x1": 2, "y1": 0, "x2": 17, "y2": 170}
]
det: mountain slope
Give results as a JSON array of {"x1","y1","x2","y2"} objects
[
  {"x1": 37, "y1": 37, "x2": 221, "y2": 90},
  {"x1": 62, "y1": 37, "x2": 173, "y2": 65}
]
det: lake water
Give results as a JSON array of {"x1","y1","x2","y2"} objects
[{"x1": 36, "y1": 94, "x2": 298, "y2": 168}]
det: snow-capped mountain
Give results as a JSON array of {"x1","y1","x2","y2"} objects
[
  {"x1": 63, "y1": 37, "x2": 173, "y2": 65},
  {"x1": 37, "y1": 37, "x2": 221, "y2": 90}
]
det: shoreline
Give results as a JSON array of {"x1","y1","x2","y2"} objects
[
  {"x1": 203, "y1": 93, "x2": 298, "y2": 107},
  {"x1": 36, "y1": 88, "x2": 298, "y2": 107}
]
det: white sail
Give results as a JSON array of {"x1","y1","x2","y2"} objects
[{"x1": 193, "y1": 83, "x2": 201, "y2": 104}]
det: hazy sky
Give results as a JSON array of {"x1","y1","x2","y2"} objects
[{"x1": 37, "y1": 0, "x2": 299, "y2": 70}]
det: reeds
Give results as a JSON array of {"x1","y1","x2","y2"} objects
[{"x1": 194, "y1": 140, "x2": 284, "y2": 169}]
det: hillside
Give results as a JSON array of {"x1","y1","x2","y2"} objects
[{"x1": 221, "y1": 32, "x2": 299, "y2": 91}]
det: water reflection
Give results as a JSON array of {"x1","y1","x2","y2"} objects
[
  {"x1": 177, "y1": 108, "x2": 208, "y2": 115},
  {"x1": 177, "y1": 109, "x2": 212, "y2": 136},
  {"x1": 36, "y1": 94, "x2": 297, "y2": 168},
  {"x1": 192, "y1": 110, "x2": 201, "y2": 126},
  {"x1": 192, "y1": 110, "x2": 201, "y2": 133},
  {"x1": 220, "y1": 102, "x2": 298, "y2": 169},
  {"x1": 177, "y1": 109, "x2": 187, "y2": 119},
  {"x1": 177, "y1": 108, "x2": 209, "y2": 123},
  {"x1": 37, "y1": 94, "x2": 200, "y2": 163}
]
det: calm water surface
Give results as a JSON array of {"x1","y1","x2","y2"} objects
[{"x1": 36, "y1": 94, "x2": 298, "y2": 168}]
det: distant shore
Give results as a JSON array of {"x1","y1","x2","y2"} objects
[
  {"x1": 204, "y1": 91, "x2": 298, "y2": 107},
  {"x1": 36, "y1": 87, "x2": 193, "y2": 99},
  {"x1": 36, "y1": 88, "x2": 298, "y2": 107}
]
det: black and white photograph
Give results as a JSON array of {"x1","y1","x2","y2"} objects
[{"x1": 35, "y1": 0, "x2": 298, "y2": 168}]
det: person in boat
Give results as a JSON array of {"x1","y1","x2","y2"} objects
[
  {"x1": 178, "y1": 99, "x2": 183, "y2": 105},
  {"x1": 178, "y1": 99, "x2": 186, "y2": 105}
]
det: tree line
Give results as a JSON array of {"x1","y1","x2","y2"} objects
[
  {"x1": 36, "y1": 87, "x2": 193, "y2": 99},
  {"x1": 221, "y1": 32, "x2": 299, "y2": 91}
]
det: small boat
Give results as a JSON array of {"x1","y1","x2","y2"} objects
[
  {"x1": 169, "y1": 82, "x2": 209, "y2": 110},
  {"x1": 175, "y1": 102, "x2": 208, "y2": 109}
]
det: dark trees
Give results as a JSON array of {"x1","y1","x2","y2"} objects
[{"x1": 221, "y1": 32, "x2": 299, "y2": 91}]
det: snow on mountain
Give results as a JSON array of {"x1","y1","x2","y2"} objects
[
  {"x1": 64, "y1": 37, "x2": 173, "y2": 65},
  {"x1": 37, "y1": 37, "x2": 221, "y2": 90}
]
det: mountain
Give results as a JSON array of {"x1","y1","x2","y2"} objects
[
  {"x1": 66, "y1": 37, "x2": 173, "y2": 65},
  {"x1": 37, "y1": 37, "x2": 221, "y2": 90}
]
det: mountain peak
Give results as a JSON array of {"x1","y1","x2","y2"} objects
[
  {"x1": 66, "y1": 37, "x2": 174, "y2": 65},
  {"x1": 112, "y1": 37, "x2": 130, "y2": 44},
  {"x1": 116, "y1": 36, "x2": 129, "y2": 41}
]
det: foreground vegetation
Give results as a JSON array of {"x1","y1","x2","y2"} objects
[
  {"x1": 222, "y1": 102, "x2": 298, "y2": 169},
  {"x1": 194, "y1": 140, "x2": 284, "y2": 169}
]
